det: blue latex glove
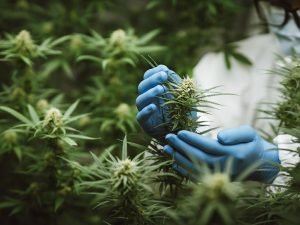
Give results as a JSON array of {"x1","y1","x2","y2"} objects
[
  {"x1": 136, "y1": 65, "x2": 181, "y2": 141},
  {"x1": 164, "y1": 125, "x2": 281, "y2": 182}
]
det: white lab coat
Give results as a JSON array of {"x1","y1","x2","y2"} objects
[{"x1": 193, "y1": 33, "x2": 299, "y2": 185}]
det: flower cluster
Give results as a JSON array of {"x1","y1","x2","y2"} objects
[{"x1": 163, "y1": 75, "x2": 217, "y2": 134}]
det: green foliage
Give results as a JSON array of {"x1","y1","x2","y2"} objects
[
  {"x1": 274, "y1": 58, "x2": 300, "y2": 129},
  {"x1": 218, "y1": 44, "x2": 253, "y2": 70},
  {"x1": 0, "y1": 30, "x2": 68, "y2": 67},
  {"x1": 0, "y1": 101, "x2": 96, "y2": 146},
  {"x1": 0, "y1": 22, "x2": 163, "y2": 225},
  {"x1": 78, "y1": 29, "x2": 164, "y2": 70},
  {"x1": 72, "y1": 137, "x2": 170, "y2": 225},
  {"x1": 237, "y1": 56, "x2": 300, "y2": 225},
  {"x1": 168, "y1": 168, "x2": 243, "y2": 225}
]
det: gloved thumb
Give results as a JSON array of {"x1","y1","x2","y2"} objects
[
  {"x1": 217, "y1": 125, "x2": 256, "y2": 145},
  {"x1": 167, "y1": 69, "x2": 181, "y2": 84}
]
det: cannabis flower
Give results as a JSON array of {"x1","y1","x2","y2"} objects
[
  {"x1": 168, "y1": 171, "x2": 243, "y2": 225},
  {"x1": 110, "y1": 29, "x2": 127, "y2": 46},
  {"x1": 15, "y1": 30, "x2": 36, "y2": 56},
  {"x1": 43, "y1": 107, "x2": 63, "y2": 128},
  {"x1": 36, "y1": 99, "x2": 49, "y2": 113},
  {"x1": 3, "y1": 129, "x2": 18, "y2": 144},
  {"x1": 75, "y1": 137, "x2": 169, "y2": 224},
  {"x1": 164, "y1": 76, "x2": 202, "y2": 133},
  {"x1": 177, "y1": 77, "x2": 196, "y2": 98},
  {"x1": 201, "y1": 172, "x2": 242, "y2": 201},
  {"x1": 112, "y1": 158, "x2": 139, "y2": 193},
  {"x1": 114, "y1": 103, "x2": 131, "y2": 119}
]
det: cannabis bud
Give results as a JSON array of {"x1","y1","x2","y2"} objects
[
  {"x1": 112, "y1": 158, "x2": 139, "y2": 193},
  {"x1": 178, "y1": 77, "x2": 196, "y2": 97},
  {"x1": 114, "y1": 103, "x2": 131, "y2": 119},
  {"x1": 36, "y1": 99, "x2": 49, "y2": 113},
  {"x1": 164, "y1": 76, "x2": 201, "y2": 133},
  {"x1": 110, "y1": 29, "x2": 127, "y2": 46},
  {"x1": 78, "y1": 115, "x2": 91, "y2": 127},
  {"x1": 11, "y1": 87, "x2": 26, "y2": 100},
  {"x1": 201, "y1": 173, "x2": 242, "y2": 201},
  {"x1": 43, "y1": 107, "x2": 63, "y2": 128},
  {"x1": 15, "y1": 30, "x2": 36, "y2": 56},
  {"x1": 3, "y1": 129, "x2": 18, "y2": 144},
  {"x1": 70, "y1": 34, "x2": 83, "y2": 52}
]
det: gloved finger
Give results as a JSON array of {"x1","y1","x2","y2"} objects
[
  {"x1": 164, "y1": 145, "x2": 195, "y2": 171},
  {"x1": 172, "y1": 163, "x2": 190, "y2": 177},
  {"x1": 173, "y1": 164, "x2": 201, "y2": 181},
  {"x1": 165, "y1": 133, "x2": 217, "y2": 165},
  {"x1": 217, "y1": 125, "x2": 256, "y2": 145},
  {"x1": 177, "y1": 130, "x2": 235, "y2": 156},
  {"x1": 136, "y1": 104, "x2": 156, "y2": 124},
  {"x1": 144, "y1": 65, "x2": 168, "y2": 79},
  {"x1": 167, "y1": 70, "x2": 181, "y2": 84},
  {"x1": 138, "y1": 71, "x2": 168, "y2": 94},
  {"x1": 136, "y1": 85, "x2": 165, "y2": 111}
]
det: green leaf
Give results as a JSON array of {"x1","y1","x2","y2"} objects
[
  {"x1": 63, "y1": 100, "x2": 79, "y2": 120},
  {"x1": 224, "y1": 51, "x2": 231, "y2": 70},
  {"x1": 77, "y1": 55, "x2": 102, "y2": 63},
  {"x1": 54, "y1": 197, "x2": 64, "y2": 212},
  {"x1": 135, "y1": 46, "x2": 165, "y2": 53},
  {"x1": 13, "y1": 147, "x2": 22, "y2": 161},
  {"x1": 127, "y1": 142, "x2": 146, "y2": 150},
  {"x1": 231, "y1": 51, "x2": 253, "y2": 66},
  {"x1": 102, "y1": 59, "x2": 112, "y2": 70},
  {"x1": 0, "y1": 106, "x2": 33, "y2": 126},
  {"x1": 0, "y1": 200, "x2": 20, "y2": 208},
  {"x1": 61, "y1": 136, "x2": 77, "y2": 146},
  {"x1": 62, "y1": 61, "x2": 73, "y2": 79},
  {"x1": 27, "y1": 104, "x2": 40, "y2": 125},
  {"x1": 122, "y1": 135, "x2": 128, "y2": 160},
  {"x1": 10, "y1": 205, "x2": 23, "y2": 216},
  {"x1": 208, "y1": 3, "x2": 217, "y2": 15},
  {"x1": 119, "y1": 57, "x2": 136, "y2": 67},
  {"x1": 50, "y1": 35, "x2": 71, "y2": 47},
  {"x1": 215, "y1": 203, "x2": 233, "y2": 225},
  {"x1": 20, "y1": 56, "x2": 32, "y2": 67},
  {"x1": 198, "y1": 202, "x2": 215, "y2": 224},
  {"x1": 137, "y1": 29, "x2": 160, "y2": 45},
  {"x1": 146, "y1": 1, "x2": 159, "y2": 10},
  {"x1": 67, "y1": 134, "x2": 99, "y2": 140}
]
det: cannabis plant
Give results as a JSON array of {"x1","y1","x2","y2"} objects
[
  {"x1": 0, "y1": 30, "x2": 68, "y2": 67},
  {"x1": 0, "y1": 101, "x2": 97, "y2": 225},
  {"x1": 76, "y1": 29, "x2": 163, "y2": 147},
  {"x1": 71, "y1": 137, "x2": 170, "y2": 225},
  {"x1": 163, "y1": 74, "x2": 218, "y2": 134},
  {"x1": 0, "y1": 100, "x2": 95, "y2": 146},
  {"x1": 274, "y1": 57, "x2": 300, "y2": 129},
  {"x1": 167, "y1": 164, "x2": 244, "y2": 225},
  {"x1": 236, "y1": 56, "x2": 300, "y2": 225}
]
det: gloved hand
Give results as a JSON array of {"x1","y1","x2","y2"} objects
[
  {"x1": 136, "y1": 65, "x2": 181, "y2": 141},
  {"x1": 164, "y1": 125, "x2": 281, "y2": 182}
]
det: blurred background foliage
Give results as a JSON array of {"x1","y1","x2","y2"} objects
[{"x1": 0, "y1": 0, "x2": 253, "y2": 74}]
